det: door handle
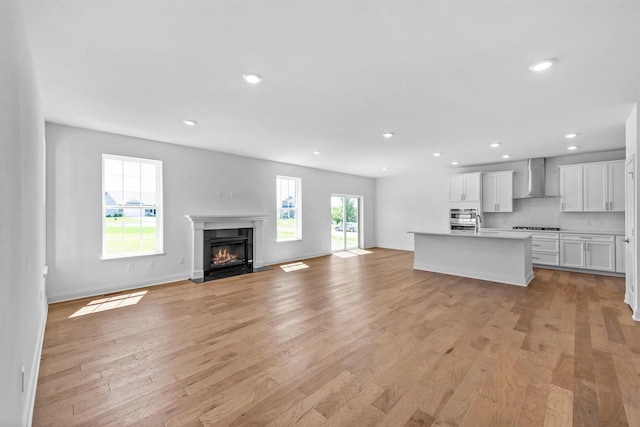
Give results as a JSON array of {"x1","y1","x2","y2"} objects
[{"x1": 625, "y1": 239, "x2": 630, "y2": 243}]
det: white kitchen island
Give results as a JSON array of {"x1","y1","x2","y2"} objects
[{"x1": 409, "y1": 230, "x2": 534, "y2": 287}]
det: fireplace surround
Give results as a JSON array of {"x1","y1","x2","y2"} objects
[{"x1": 185, "y1": 215, "x2": 268, "y2": 283}]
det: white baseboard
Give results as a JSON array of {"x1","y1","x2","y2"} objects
[
  {"x1": 23, "y1": 302, "x2": 48, "y2": 427},
  {"x1": 47, "y1": 273, "x2": 190, "y2": 303},
  {"x1": 265, "y1": 251, "x2": 331, "y2": 267},
  {"x1": 375, "y1": 243, "x2": 414, "y2": 252}
]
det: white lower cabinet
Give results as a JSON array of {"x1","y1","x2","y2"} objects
[
  {"x1": 560, "y1": 240, "x2": 586, "y2": 268},
  {"x1": 560, "y1": 234, "x2": 615, "y2": 272},
  {"x1": 586, "y1": 241, "x2": 615, "y2": 271},
  {"x1": 616, "y1": 235, "x2": 626, "y2": 273},
  {"x1": 532, "y1": 233, "x2": 559, "y2": 266}
]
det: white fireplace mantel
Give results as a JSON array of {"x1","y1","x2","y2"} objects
[{"x1": 185, "y1": 214, "x2": 269, "y2": 282}]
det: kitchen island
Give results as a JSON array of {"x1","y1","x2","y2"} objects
[{"x1": 408, "y1": 230, "x2": 534, "y2": 287}]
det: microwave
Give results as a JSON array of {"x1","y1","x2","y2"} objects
[{"x1": 450, "y1": 208, "x2": 478, "y2": 231}]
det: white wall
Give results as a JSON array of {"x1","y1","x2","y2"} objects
[
  {"x1": 0, "y1": 1, "x2": 48, "y2": 425},
  {"x1": 375, "y1": 150, "x2": 626, "y2": 251},
  {"x1": 375, "y1": 169, "x2": 450, "y2": 250},
  {"x1": 46, "y1": 123, "x2": 375, "y2": 302}
]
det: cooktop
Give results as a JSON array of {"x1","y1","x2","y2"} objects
[{"x1": 512, "y1": 226, "x2": 560, "y2": 231}]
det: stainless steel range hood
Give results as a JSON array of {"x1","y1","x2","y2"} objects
[{"x1": 515, "y1": 157, "x2": 556, "y2": 199}]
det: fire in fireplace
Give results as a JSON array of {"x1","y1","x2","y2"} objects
[
  {"x1": 203, "y1": 228, "x2": 253, "y2": 281},
  {"x1": 212, "y1": 247, "x2": 238, "y2": 265},
  {"x1": 210, "y1": 238, "x2": 246, "y2": 269}
]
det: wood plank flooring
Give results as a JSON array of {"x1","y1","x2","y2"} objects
[{"x1": 33, "y1": 248, "x2": 640, "y2": 426}]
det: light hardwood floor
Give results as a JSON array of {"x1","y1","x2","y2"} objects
[{"x1": 34, "y1": 248, "x2": 640, "y2": 426}]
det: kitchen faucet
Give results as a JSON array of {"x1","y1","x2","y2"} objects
[{"x1": 475, "y1": 214, "x2": 482, "y2": 233}]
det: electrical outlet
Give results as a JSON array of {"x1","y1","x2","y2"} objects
[
  {"x1": 127, "y1": 263, "x2": 134, "y2": 271},
  {"x1": 230, "y1": 191, "x2": 236, "y2": 199},
  {"x1": 178, "y1": 257, "x2": 184, "y2": 264},
  {"x1": 217, "y1": 191, "x2": 223, "y2": 199},
  {"x1": 148, "y1": 261, "x2": 154, "y2": 269},
  {"x1": 586, "y1": 219, "x2": 592, "y2": 226}
]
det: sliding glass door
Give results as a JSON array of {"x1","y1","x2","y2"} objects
[{"x1": 331, "y1": 195, "x2": 360, "y2": 251}]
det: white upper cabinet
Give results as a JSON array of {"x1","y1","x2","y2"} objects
[
  {"x1": 482, "y1": 171, "x2": 513, "y2": 212},
  {"x1": 608, "y1": 160, "x2": 625, "y2": 211},
  {"x1": 559, "y1": 165, "x2": 583, "y2": 212},
  {"x1": 560, "y1": 160, "x2": 624, "y2": 212},
  {"x1": 448, "y1": 172, "x2": 481, "y2": 202},
  {"x1": 583, "y1": 162, "x2": 608, "y2": 211}
]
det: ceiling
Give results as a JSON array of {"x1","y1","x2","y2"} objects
[{"x1": 22, "y1": 1, "x2": 639, "y2": 178}]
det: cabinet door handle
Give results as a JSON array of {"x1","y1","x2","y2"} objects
[
  {"x1": 497, "y1": 204, "x2": 500, "y2": 211},
  {"x1": 580, "y1": 236, "x2": 593, "y2": 239},
  {"x1": 562, "y1": 202, "x2": 565, "y2": 210}
]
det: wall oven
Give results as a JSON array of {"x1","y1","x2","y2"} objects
[{"x1": 449, "y1": 208, "x2": 478, "y2": 231}]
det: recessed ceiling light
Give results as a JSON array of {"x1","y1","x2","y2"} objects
[
  {"x1": 490, "y1": 142, "x2": 501, "y2": 148},
  {"x1": 568, "y1": 145, "x2": 579, "y2": 150},
  {"x1": 433, "y1": 152, "x2": 441, "y2": 157},
  {"x1": 451, "y1": 161, "x2": 459, "y2": 166},
  {"x1": 182, "y1": 120, "x2": 197, "y2": 126},
  {"x1": 382, "y1": 167, "x2": 389, "y2": 171},
  {"x1": 242, "y1": 73, "x2": 262, "y2": 84},
  {"x1": 502, "y1": 154, "x2": 511, "y2": 159},
  {"x1": 313, "y1": 151, "x2": 320, "y2": 155},
  {"x1": 382, "y1": 132, "x2": 394, "y2": 138},
  {"x1": 529, "y1": 58, "x2": 557, "y2": 72},
  {"x1": 565, "y1": 133, "x2": 579, "y2": 139}
]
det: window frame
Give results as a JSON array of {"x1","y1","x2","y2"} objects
[
  {"x1": 101, "y1": 154, "x2": 164, "y2": 259},
  {"x1": 276, "y1": 175, "x2": 302, "y2": 242}
]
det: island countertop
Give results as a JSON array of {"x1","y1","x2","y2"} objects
[
  {"x1": 410, "y1": 229, "x2": 534, "y2": 287},
  {"x1": 408, "y1": 229, "x2": 532, "y2": 240}
]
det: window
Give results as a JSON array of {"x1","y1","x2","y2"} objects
[
  {"x1": 276, "y1": 176, "x2": 301, "y2": 241},
  {"x1": 102, "y1": 154, "x2": 163, "y2": 258}
]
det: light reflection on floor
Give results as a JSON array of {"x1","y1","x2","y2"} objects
[
  {"x1": 332, "y1": 248, "x2": 373, "y2": 258},
  {"x1": 68, "y1": 290, "x2": 148, "y2": 318},
  {"x1": 280, "y1": 262, "x2": 310, "y2": 272}
]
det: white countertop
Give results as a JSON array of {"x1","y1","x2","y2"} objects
[
  {"x1": 408, "y1": 229, "x2": 532, "y2": 240},
  {"x1": 481, "y1": 227, "x2": 624, "y2": 236}
]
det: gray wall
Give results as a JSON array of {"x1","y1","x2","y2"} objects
[
  {"x1": 375, "y1": 150, "x2": 626, "y2": 251},
  {"x1": 0, "y1": 1, "x2": 48, "y2": 425},
  {"x1": 46, "y1": 123, "x2": 375, "y2": 302}
]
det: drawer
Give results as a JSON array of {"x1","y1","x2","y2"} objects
[
  {"x1": 532, "y1": 232, "x2": 559, "y2": 239},
  {"x1": 560, "y1": 233, "x2": 614, "y2": 243},
  {"x1": 532, "y1": 252, "x2": 559, "y2": 266},
  {"x1": 532, "y1": 239, "x2": 559, "y2": 252}
]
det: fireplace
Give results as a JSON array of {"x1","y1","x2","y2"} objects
[
  {"x1": 203, "y1": 228, "x2": 253, "y2": 281},
  {"x1": 185, "y1": 215, "x2": 268, "y2": 283}
]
